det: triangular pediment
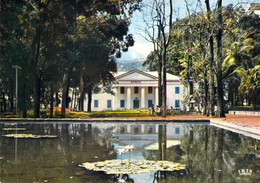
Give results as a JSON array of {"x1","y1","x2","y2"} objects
[{"x1": 116, "y1": 69, "x2": 158, "y2": 81}]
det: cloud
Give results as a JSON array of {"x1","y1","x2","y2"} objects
[{"x1": 119, "y1": 42, "x2": 153, "y2": 61}]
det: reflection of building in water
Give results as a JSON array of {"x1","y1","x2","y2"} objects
[
  {"x1": 112, "y1": 124, "x2": 188, "y2": 150},
  {"x1": 64, "y1": 123, "x2": 189, "y2": 153},
  {"x1": 114, "y1": 123, "x2": 187, "y2": 138},
  {"x1": 62, "y1": 123, "x2": 188, "y2": 141},
  {"x1": 50, "y1": 123, "x2": 192, "y2": 161},
  {"x1": 109, "y1": 123, "x2": 190, "y2": 160},
  {"x1": 116, "y1": 124, "x2": 156, "y2": 135}
]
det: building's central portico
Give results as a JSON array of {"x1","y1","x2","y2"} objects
[
  {"x1": 113, "y1": 69, "x2": 159, "y2": 110},
  {"x1": 89, "y1": 69, "x2": 185, "y2": 111}
]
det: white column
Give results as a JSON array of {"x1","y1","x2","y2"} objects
[
  {"x1": 127, "y1": 87, "x2": 131, "y2": 109},
  {"x1": 155, "y1": 87, "x2": 158, "y2": 106},
  {"x1": 141, "y1": 87, "x2": 145, "y2": 108},
  {"x1": 113, "y1": 88, "x2": 117, "y2": 110}
]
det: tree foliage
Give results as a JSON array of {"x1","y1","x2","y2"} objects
[
  {"x1": 144, "y1": 3, "x2": 259, "y2": 115},
  {"x1": 0, "y1": 0, "x2": 142, "y2": 117}
]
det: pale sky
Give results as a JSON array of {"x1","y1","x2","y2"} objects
[{"x1": 118, "y1": 0, "x2": 257, "y2": 61}]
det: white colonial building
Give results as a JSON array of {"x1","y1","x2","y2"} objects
[{"x1": 87, "y1": 69, "x2": 186, "y2": 111}]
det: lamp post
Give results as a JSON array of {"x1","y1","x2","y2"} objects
[{"x1": 12, "y1": 65, "x2": 21, "y2": 117}]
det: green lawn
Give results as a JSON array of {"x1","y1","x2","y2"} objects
[{"x1": 0, "y1": 108, "x2": 199, "y2": 118}]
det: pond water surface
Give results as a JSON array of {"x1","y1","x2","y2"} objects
[{"x1": 0, "y1": 122, "x2": 259, "y2": 183}]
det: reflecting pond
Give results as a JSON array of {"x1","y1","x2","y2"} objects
[{"x1": 0, "y1": 122, "x2": 259, "y2": 183}]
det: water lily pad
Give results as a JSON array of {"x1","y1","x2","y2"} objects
[
  {"x1": 95, "y1": 162, "x2": 106, "y2": 167},
  {"x1": 80, "y1": 159, "x2": 185, "y2": 175},
  {"x1": 2, "y1": 134, "x2": 57, "y2": 139}
]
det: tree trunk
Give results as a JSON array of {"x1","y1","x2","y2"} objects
[
  {"x1": 187, "y1": 54, "x2": 193, "y2": 110},
  {"x1": 79, "y1": 66, "x2": 85, "y2": 111},
  {"x1": 216, "y1": 0, "x2": 225, "y2": 117},
  {"x1": 66, "y1": 75, "x2": 70, "y2": 108},
  {"x1": 203, "y1": 75, "x2": 209, "y2": 116},
  {"x1": 21, "y1": 68, "x2": 27, "y2": 118},
  {"x1": 61, "y1": 72, "x2": 69, "y2": 117},
  {"x1": 79, "y1": 90, "x2": 85, "y2": 111},
  {"x1": 70, "y1": 88, "x2": 74, "y2": 109},
  {"x1": 158, "y1": 55, "x2": 162, "y2": 108},
  {"x1": 4, "y1": 93, "x2": 6, "y2": 112},
  {"x1": 162, "y1": 49, "x2": 167, "y2": 118},
  {"x1": 74, "y1": 89, "x2": 77, "y2": 110},
  {"x1": 55, "y1": 92, "x2": 59, "y2": 107},
  {"x1": 2, "y1": 93, "x2": 6, "y2": 112},
  {"x1": 0, "y1": 93, "x2": 2, "y2": 111},
  {"x1": 50, "y1": 85, "x2": 54, "y2": 118},
  {"x1": 30, "y1": 28, "x2": 41, "y2": 118},
  {"x1": 9, "y1": 79, "x2": 14, "y2": 112},
  {"x1": 205, "y1": 0, "x2": 216, "y2": 117},
  {"x1": 87, "y1": 86, "x2": 92, "y2": 112},
  {"x1": 0, "y1": 98, "x2": 2, "y2": 112},
  {"x1": 33, "y1": 76, "x2": 41, "y2": 118}
]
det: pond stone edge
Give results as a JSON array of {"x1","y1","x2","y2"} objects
[
  {"x1": 211, "y1": 119, "x2": 260, "y2": 139},
  {"x1": 0, "y1": 118, "x2": 210, "y2": 123}
]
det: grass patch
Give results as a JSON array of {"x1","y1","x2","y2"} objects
[
  {"x1": 172, "y1": 110, "x2": 199, "y2": 115},
  {"x1": 229, "y1": 105, "x2": 260, "y2": 111},
  {"x1": 1, "y1": 108, "x2": 201, "y2": 118},
  {"x1": 88, "y1": 109, "x2": 149, "y2": 118}
]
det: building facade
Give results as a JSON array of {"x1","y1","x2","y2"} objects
[{"x1": 87, "y1": 69, "x2": 186, "y2": 111}]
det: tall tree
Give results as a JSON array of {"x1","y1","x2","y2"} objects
[
  {"x1": 143, "y1": 0, "x2": 173, "y2": 118},
  {"x1": 65, "y1": 3, "x2": 137, "y2": 113},
  {"x1": 1, "y1": 0, "x2": 141, "y2": 117},
  {"x1": 215, "y1": 0, "x2": 225, "y2": 117},
  {"x1": 205, "y1": 0, "x2": 216, "y2": 117}
]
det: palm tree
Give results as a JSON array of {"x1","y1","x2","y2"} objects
[
  {"x1": 235, "y1": 65, "x2": 260, "y2": 110},
  {"x1": 223, "y1": 36, "x2": 257, "y2": 107}
]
